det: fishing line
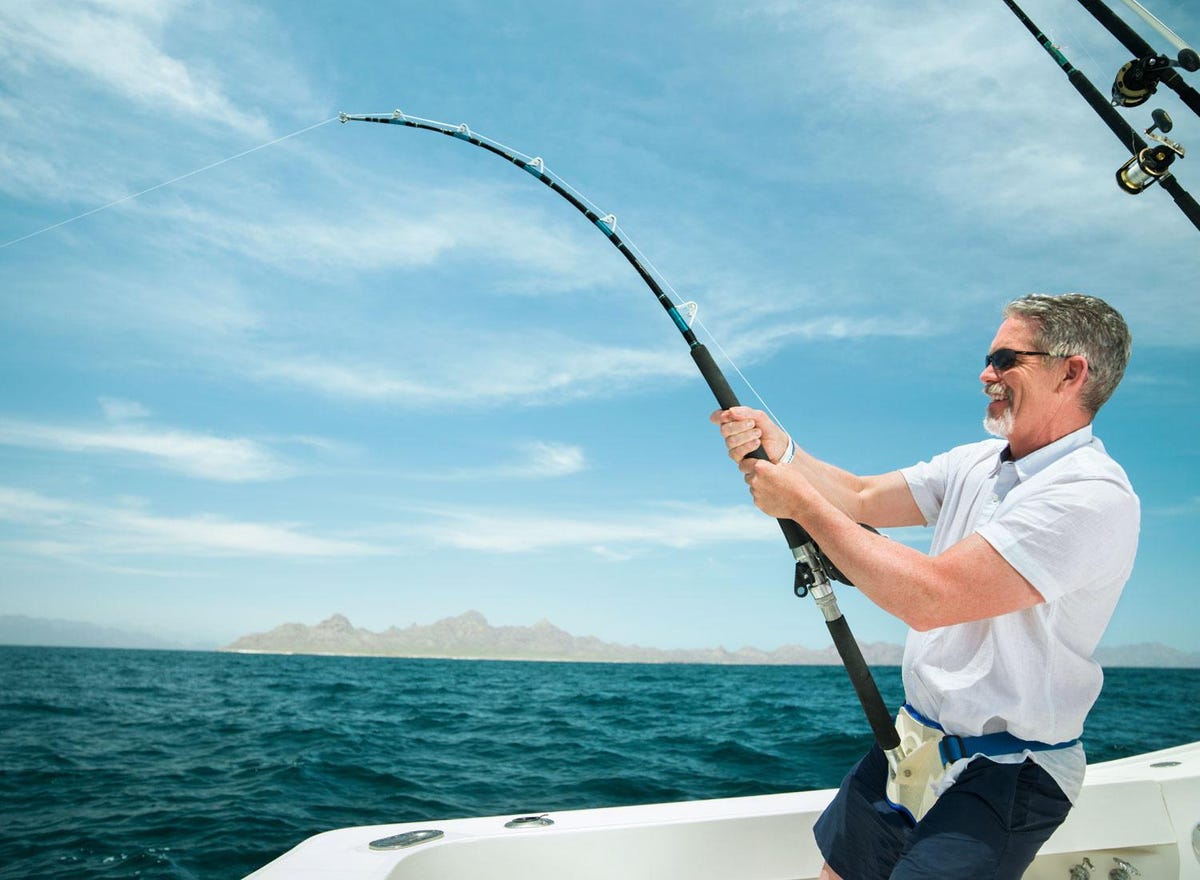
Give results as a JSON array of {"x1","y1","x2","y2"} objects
[
  {"x1": 0, "y1": 116, "x2": 340, "y2": 250},
  {"x1": 622, "y1": 235, "x2": 792, "y2": 436},
  {"x1": 526, "y1": 153, "x2": 791, "y2": 434},
  {"x1": 1042, "y1": 3, "x2": 1133, "y2": 141},
  {"x1": 385, "y1": 111, "x2": 789, "y2": 433},
  {"x1": 3, "y1": 103, "x2": 788, "y2": 428},
  {"x1": 1048, "y1": 3, "x2": 1112, "y2": 88}
]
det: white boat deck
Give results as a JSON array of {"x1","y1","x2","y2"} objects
[{"x1": 246, "y1": 741, "x2": 1200, "y2": 879}]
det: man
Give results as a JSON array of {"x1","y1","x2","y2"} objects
[{"x1": 712, "y1": 293, "x2": 1139, "y2": 879}]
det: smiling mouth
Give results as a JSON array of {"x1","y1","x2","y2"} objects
[{"x1": 984, "y1": 383, "x2": 1010, "y2": 406}]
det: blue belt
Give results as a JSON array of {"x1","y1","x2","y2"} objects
[{"x1": 902, "y1": 704, "x2": 1079, "y2": 764}]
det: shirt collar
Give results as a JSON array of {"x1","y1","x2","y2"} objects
[{"x1": 991, "y1": 424, "x2": 1095, "y2": 480}]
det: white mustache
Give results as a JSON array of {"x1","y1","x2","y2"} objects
[{"x1": 984, "y1": 382, "x2": 1010, "y2": 401}]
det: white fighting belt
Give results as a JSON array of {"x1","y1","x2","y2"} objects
[{"x1": 884, "y1": 706, "x2": 949, "y2": 823}]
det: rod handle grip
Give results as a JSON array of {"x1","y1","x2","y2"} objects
[{"x1": 827, "y1": 614, "x2": 901, "y2": 751}]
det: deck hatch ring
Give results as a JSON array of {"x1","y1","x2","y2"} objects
[
  {"x1": 369, "y1": 829, "x2": 445, "y2": 850},
  {"x1": 505, "y1": 814, "x2": 554, "y2": 829},
  {"x1": 1150, "y1": 760, "x2": 1182, "y2": 767}
]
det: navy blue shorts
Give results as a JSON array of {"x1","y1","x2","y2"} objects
[{"x1": 812, "y1": 744, "x2": 1072, "y2": 879}]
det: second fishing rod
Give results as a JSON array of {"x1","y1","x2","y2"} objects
[
  {"x1": 1001, "y1": 0, "x2": 1200, "y2": 233},
  {"x1": 1074, "y1": 0, "x2": 1200, "y2": 118}
]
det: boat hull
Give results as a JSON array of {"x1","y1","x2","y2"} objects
[{"x1": 246, "y1": 741, "x2": 1200, "y2": 879}]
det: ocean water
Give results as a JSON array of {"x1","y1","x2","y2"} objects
[{"x1": 1, "y1": 648, "x2": 1197, "y2": 880}]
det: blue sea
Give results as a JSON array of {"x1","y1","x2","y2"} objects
[{"x1": 1, "y1": 647, "x2": 1197, "y2": 880}]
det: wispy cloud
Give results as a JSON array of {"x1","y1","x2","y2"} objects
[
  {"x1": 0, "y1": 1, "x2": 268, "y2": 138},
  {"x1": 0, "y1": 0, "x2": 327, "y2": 224},
  {"x1": 0, "y1": 487, "x2": 772, "y2": 563},
  {"x1": 727, "y1": 1, "x2": 1136, "y2": 229},
  {"x1": 154, "y1": 180, "x2": 623, "y2": 289},
  {"x1": 398, "y1": 501, "x2": 777, "y2": 554},
  {"x1": 0, "y1": 417, "x2": 293, "y2": 482},
  {"x1": 433, "y1": 442, "x2": 587, "y2": 481},
  {"x1": 708, "y1": 314, "x2": 938, "y2": 365},
  {"x1": 98, "y1": 397, "x2": 151, "y2": 422},
  {"x1": 1147, "y1": 496, "x2": 1200, "y2": 518},
  {"x1": 387, "y1": 501, "x2": 934, "y2": 557},
  {"x1": 0, "y1": 487, "x2": 385, "y2": 559},
  {"x1": 253, "y1": 335, "x2": 691, "y2": 407}
]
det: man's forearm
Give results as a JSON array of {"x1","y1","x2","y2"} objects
[
  {"x1": 778, "y1": 478, "x2": 1043, "y2": 630},
  {"x1": 784, "y1": 445, "x2": 920, "y2": 528},
  {"x1": 784, "y1": 444, "x2": 870, "y2": 521}
]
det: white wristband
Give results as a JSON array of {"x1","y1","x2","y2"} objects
[{"x1": 778, "y1": 436, "x2": 796, "y2": 465}]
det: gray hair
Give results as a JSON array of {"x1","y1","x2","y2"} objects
[{"x1": 1003, "y1": 293, "x2": 1132, "y2": 416}]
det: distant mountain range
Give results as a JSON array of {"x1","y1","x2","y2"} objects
[
  {"x1": 221, "y1": 611, "x2": 906, "y2": 665},
  {"x1": 222, "y1": 611, "x2": 1200, "y2": 668},
  {"x1": 0, "y1": 614, "x2": 191, "y2": 651},
  {"x1": 3, "y1": 612, "x2": 1197, "y2": 667}
]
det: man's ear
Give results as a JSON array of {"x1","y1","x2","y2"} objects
[{"x1": 1062, "y1": 354, "x2": 1089, "y2": 389}]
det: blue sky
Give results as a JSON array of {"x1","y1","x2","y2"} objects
[{"x1": 1, "y1": 0, "x2": 1197, "y2": 653}]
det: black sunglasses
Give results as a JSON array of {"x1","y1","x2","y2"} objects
[{"x1": 984, "y1": 348, "x2": 1055, "y2": 370}]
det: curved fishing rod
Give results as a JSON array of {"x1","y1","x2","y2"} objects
[
  {"x1": 1000, "y1": 0, "x2": 1200, "y2": 233},
  {"x1": 1073, "y1": 0, "x2": 1200, "y2": 118},
  {"x1": 340, "y1": 109, "x2": 899, "y2": 754}
]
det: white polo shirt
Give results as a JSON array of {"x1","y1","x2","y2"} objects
[{"x1": 899, "y1": 425, "x2": 1140, "y2": 801}]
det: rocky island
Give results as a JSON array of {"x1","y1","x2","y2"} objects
[{"x1": 221, "y1": 610, "x2": 907, "y2": 665}]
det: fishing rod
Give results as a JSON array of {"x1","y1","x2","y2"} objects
[
  {"x1": 1115, "y1": 0, "x2": 1200, "y2": 71},
  {"x1": 339, "y1": 109, "x2": 900, "y2": 755},
  {"x1": 1000, "y1": 0, "x2": 1200, "y2": 232},
  {"x1": 1073, "y1": 0, "x2": 1200, "y2": 117}
]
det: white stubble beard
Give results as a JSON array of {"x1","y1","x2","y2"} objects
[{"x1": 983, "y1": 383, "x2": 1013, "y2": 439}]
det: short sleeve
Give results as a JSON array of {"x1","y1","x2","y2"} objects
[
  {"x1": 901, "y1": 441, "x2": 1003, "y2": 528},
  {"x1": 901, "y1": 453, "x2": 951, "y2": 527},
  {"x1": 976, "y1": 476, "x2": 1140, "y2": 602}
]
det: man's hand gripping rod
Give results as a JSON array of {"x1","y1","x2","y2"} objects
[{"x1": 691, "y1": 345, "x2": 900, "y2": 754}]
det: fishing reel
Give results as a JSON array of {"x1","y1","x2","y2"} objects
[
  {"x1": 1112, "y1": 50, "x2": 1200, "y2": 108},
  {"x1": 793, "y1": 524, "x2": 880, "y2": 597},
  {"x1": 1116, "y1": 108, "x2": 1186, "y2": 194}
]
